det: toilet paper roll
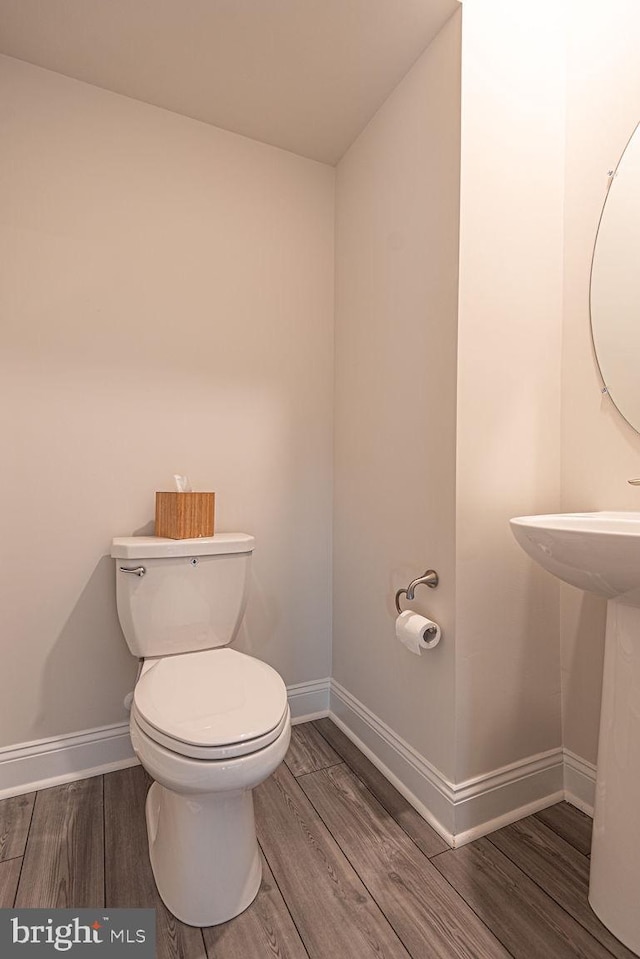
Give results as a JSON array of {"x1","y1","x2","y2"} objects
[{"x1": 395, "y1": 610, "x2": 441, "y2": 655}]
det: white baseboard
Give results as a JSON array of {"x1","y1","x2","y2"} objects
[
  {"x1": 0, "y1": 723, "x2": 139, "y2": 800},
  {"x1": 0, "y1": 679, "x2": 332, "y2": 799},
  {"x1": 452, "y1": 750, "x2": 565, "y2": 846},
  {"x1": 287, "y1": 678, "x2": 331, "y2": 724},
  {"x1": 0, "y1": 677, "x2": 594, "y2": 841},
  {"x1": 329, "y1": 680, "x2": 457, "y2": 840},
  {"x1": 563, "y1": 747, "x2": 596, "y2": 815},
  {"x1": 330, "y1": 679, "x2": 566, "y2": 846}
]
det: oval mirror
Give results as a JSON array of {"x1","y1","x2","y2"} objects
[{"x1": 590, "y1": 122, "x2": 640, "y2": 432}]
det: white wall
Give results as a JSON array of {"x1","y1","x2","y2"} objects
[
  {"x1": 0, "y1": 55, "x2": 335, "y2": 749},
  {"x1": 341, "y1": 0, "x2": 640, "y2": 793},
  {"x1": 456, "y1": 0, "x2": 640, "y2": 782},
  {"x1": 332, "y1": 0, "x2": 568, "y2": 803},
  {"x1": 561, "y1": 0, "x2": 640, "y2": 765},
  {"x1": 333, "y1": 13, "x2": 461, "y2": 781},
  {"x1": 455, "y1": 0, "x2": 565, "y2": 780}
]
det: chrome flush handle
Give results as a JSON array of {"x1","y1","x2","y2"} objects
[{"x1": 119, "y1": 566, "x2": 146, "y2": 577}]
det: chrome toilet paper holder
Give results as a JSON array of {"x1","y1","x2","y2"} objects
[{"x1": 395, "y1": 569, "x2": 439, "y2": 614}]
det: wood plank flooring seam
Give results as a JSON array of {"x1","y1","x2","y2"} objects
[
  {"x1": 22, "y1": 793, "x2": 36, "y2": 864},
  {"x1": 12, "y1": 855, "x2": 24, "y2": 909},
  {"x1": 530, "y1": 814, "x2": 576, "y2": 851},
  {"x1": 285, "y1": 725, "x2": 343, "y2": 777},
  {"x1": 293, "y1": 767, "x2": 414, "y2": 958},
  {"x1": 429, "y1": 847, "x2": 539, "y2": 959},
  {"x1": 311, "y1": 720, "x2": 450, "y2": 862},
  {"x1": 425, "y1": 848, "x2": 522, "y2": 959},
  {"x1": 0, "y1": 857, "x2": 24, "y2": 908},
  {"x1": 196, "y1": 928, "x2": 207, "y2": 958},
  {"x1": 16, "y1": 777, "x2": 105, "y2": 908},
  {"x1": 432, "y1": 839, "x2": 620, "y2": 959},
  {"x1": 288, "y1": 760, "x2": 344, "y2": 778},
  {"x1": 295, "y1": 767, "x2": 505, "y2": 959},
  {"x1": 289, "y1": 767, "x2": 414, "y2": 959},
  {"x1": 10, "y1": 853, "x2": 25, "y2": 907},
  {"x1": 0, "y1": 792, "x2": 37, "y2": 863},
  {"x1": 533, "y1": 804, "x2": 593, "y2": 858},
  {"x1": 259, "y1": 763, "x2": 410, "y2": 959},
  {"x1": 255, "y1": 838, "x2": 312, "y2": 959},
  {"x1": 10, "y1": 805, "x2": 32, "y2": 907},
  {"x1": 482, "y1": 832, "x2": 600, "y2": 952},
  {"x1": 483, "y1": 828, "x2": 631, "y2": 959}
]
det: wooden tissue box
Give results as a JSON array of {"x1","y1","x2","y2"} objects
[{"x1": 155, "y1": 492, "x2": 215, "y2": 539}]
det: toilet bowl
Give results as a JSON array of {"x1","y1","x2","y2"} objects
[
  {"x1": 130, "y1": 678, "x2": 290, "y2": 925},
  {"x1": 111, "y1": 533, "x2": 291, "y2": 927}
]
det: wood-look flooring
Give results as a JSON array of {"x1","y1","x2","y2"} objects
[{"x1": 0, "y1": 719, "x2": 633, "y2": 959}]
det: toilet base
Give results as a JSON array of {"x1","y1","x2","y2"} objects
[{"x1": 145, "y1": 781, "x2": 262, "y2": 927}]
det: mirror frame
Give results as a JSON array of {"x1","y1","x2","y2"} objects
[{"x1": 589, "y1": 121, "x2": 640, "y2": 434}]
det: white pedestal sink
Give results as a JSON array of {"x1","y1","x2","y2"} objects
[{"x1": 510, "y1": 512, "x2": 640, "y2": 956}]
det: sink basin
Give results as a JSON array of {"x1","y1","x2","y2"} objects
[
  {"x1": 510, "y1": 511, "x2": 640, "y2": 605},
  {"x1": 510, "y1": 510, "x2": 640, "y2": 954}
]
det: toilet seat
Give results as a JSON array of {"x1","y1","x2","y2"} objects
[
  {"x1": 133, "y1": 704, "x2": 289, "y2": 760},
  {"x1": 133, "y1": 647, "x2": 289, "y2": 761}
]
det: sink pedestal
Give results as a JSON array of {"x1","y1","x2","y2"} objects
[
  {"x1": 509, "y1": 513, "x2": 640, "y2": 954},
  {"x1": 589, "y1": 600, "x2": 640, "y2": 955}
]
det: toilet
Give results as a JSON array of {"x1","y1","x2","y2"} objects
[{"x1": 110, "y1": 533, "x2": 291, "y2": 927}]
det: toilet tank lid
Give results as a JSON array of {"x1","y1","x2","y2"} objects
[{"x1": 111, "y1": 533, "x2": 255, "y2": 559}]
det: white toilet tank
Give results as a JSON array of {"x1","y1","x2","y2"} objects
[{"x1": 111, "y1": 533, "x2": 255, "y2": 658}]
